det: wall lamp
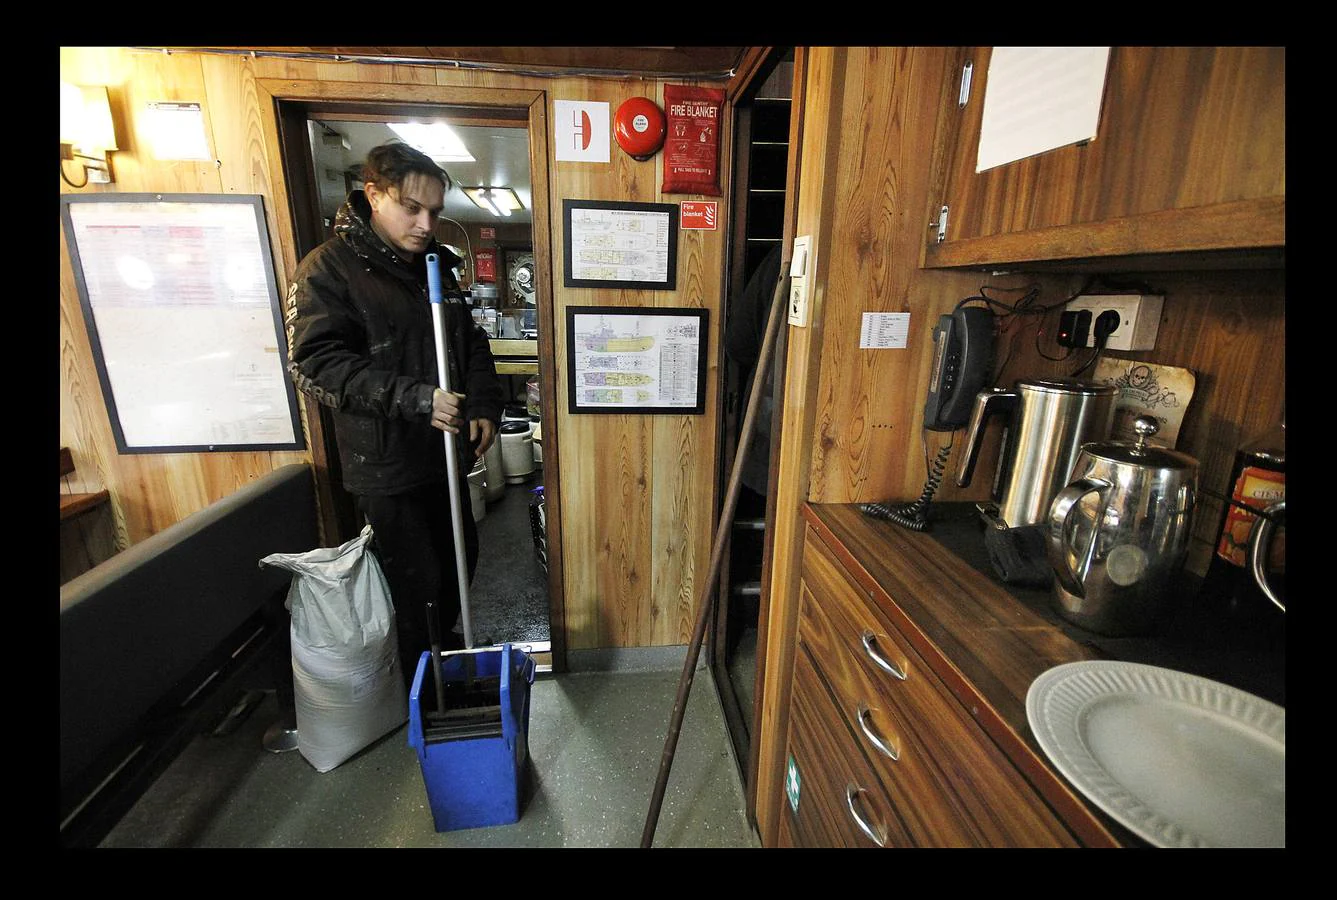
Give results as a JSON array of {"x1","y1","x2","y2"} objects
[
  {"x1": 60, "y1": 82, "x2": 120, "y2": 187},
  {"x1": 463, "y1": 186, "x2": 524, "y2": 217}
]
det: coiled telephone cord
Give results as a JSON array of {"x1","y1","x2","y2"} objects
[{"x1": 859, "y1": 442, "x2": 953, "y2": 532}]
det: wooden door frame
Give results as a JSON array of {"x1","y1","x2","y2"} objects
[
  {"x1": 256, "y1": 78, "x2": 568, "y2": 670},
  {"x1": 705, "y1": 46, "x2": 803, "y2": 826},
  {"x1": 738, "y1": 47, "x2": 808, "y2": 837}
]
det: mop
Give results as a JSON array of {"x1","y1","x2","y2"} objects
[{"x1": 422, "y1": 253, "x2": 500, "y2": 740}]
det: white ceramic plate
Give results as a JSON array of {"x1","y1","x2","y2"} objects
[{"x1": 1026, "y1": 661, "x2": 1285, "y2": 848}]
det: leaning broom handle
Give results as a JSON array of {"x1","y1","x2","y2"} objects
[{"x1": 641, "y1": 260, "x2": 791, "y2": 848}]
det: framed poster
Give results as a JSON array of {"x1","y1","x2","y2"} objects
[
  {"x1": 59, "y1": 193, "x2": 304, "y2": 453},
  {"x1": 567, "y1": 306, "x2": 708, "y2": 414},
  {"x1": 563, "y1": 199, "x2": 678, "y2": 290}
]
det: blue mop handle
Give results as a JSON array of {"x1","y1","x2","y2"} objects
[{"x1": 426, "y1": 253, "x2": 474, "y2": 650}]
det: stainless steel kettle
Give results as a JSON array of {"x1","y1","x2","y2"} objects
[
  {"x1": 1047, "y1": 416, "x2": 1198, "y2": 635},
  {"x1": 957, "y1": 378, "x2": 1118, "y2": 528}
]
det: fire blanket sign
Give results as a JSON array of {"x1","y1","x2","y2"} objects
[
  {"x1": 661, "y1": 85, "x2": 723, "y2": 196},
  {"x1": 679, "y1": 201, "x2": 717, "y2": 230},
  {"x1": 475, "y1": 249, "x2": 496, "y2": 282}
]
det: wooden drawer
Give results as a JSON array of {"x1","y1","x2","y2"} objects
[
  {"x1": 799, "y1": 527, "x2": 1079, "y2": 847},
  {"x1": 784, "y1": 640, "x2": 909, "y2": 847}
]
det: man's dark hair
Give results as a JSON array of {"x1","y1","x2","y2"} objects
[{"x1": 362, "y1": 141, "x2": 453, "y2": 194}]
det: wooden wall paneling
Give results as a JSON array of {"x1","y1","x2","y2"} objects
[
  {"x1": 551, "y1": 78, "x2": 726, "y2": 650},
  {"x1": 806, "y1": 47, "x2": 949, "y2": 505},
  {"x1": 59, "y1": 224, "x2": 130, "y2": 552},
  {"x1": 650, "y1": 133, "x2": 728, "y2": 647},
  {"x1": 393, "y1": 64, "x2": 437, "y2": 86},
  {"x1": 552, "y1": 80, "x2": 640, "y2": 650},
  {"x1": 199, "y1": 53, "x2": 310, "y2": 494},
  {"x1": 118, "y1": 51, "x2": 224, "y2": 195}
]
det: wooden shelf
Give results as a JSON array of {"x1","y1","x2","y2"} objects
[
  {"x1": 923, "y1": 197, "x2": 1286, "y2": 271},
  {"x1": 61, "y1": 490, "x2": 110, "y2": 522},
  {"x1": 489, "y1": 339, "x2": 538, "y2": 357}
]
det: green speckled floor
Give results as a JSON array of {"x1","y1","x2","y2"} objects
[{"x1": 99, "y1": 656, "x2": 759, "y2": 849}]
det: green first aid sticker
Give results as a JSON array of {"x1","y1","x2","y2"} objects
[{"x1": 786, "y1": 753, "x2": 801, "y2": 813}]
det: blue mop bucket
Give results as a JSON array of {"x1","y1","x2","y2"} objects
[{"x1": 408, "y1": 644, "x2": 537, "y2": 832}]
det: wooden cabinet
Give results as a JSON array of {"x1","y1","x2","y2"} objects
[
  {"x1": 780, "y1": 522, "x2": 1092, "y2": 847},
  {"x1": 924, "y1": 46, "x2": 1285, "y2": 269}
]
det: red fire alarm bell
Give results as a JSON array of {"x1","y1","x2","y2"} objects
[{"x1": 614, "y1": 97, "x2": 667, "y2": 160}]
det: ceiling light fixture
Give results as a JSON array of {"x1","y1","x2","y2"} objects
[
  {"x1": 385, "y1": 121, "x2": 475, "y2": 162},
  {"x1": 463, "y1": 187, "x2": 524, "y2": 218}
]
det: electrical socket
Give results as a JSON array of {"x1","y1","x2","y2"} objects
[{"x1": 1064, "y1": 294, "x2": 1164, "y2": 351}]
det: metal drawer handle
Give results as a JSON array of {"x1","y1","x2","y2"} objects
[
  {"x1": 860, "y1": 630, "x2": 907, "y2": 680},
  {"x1": 856, "y1": 704, "x2": 900, "y2": 761},
  {"x1": 845, "y1": 785, "x2": 887, "y2": 847}
]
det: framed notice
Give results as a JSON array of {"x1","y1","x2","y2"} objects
[
  {"x1": 563, "y1": 200, "x2": 678, "y2": 290},
  {"x1": 567, "y1": 306, "x2": 708, "y2": 414},
  {"x1": 59, "y1": 193, "x2": 304, "y2": 453}
]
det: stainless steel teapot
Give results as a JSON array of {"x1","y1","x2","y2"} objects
[{"x1": 1047, "y1": 416, "x2": 1199, "y2": 635}]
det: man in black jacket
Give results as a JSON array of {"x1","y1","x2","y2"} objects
[{"x1": 286, "y1": 141, "x2": 505, "y2": 688}]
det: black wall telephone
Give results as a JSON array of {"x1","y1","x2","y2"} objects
[
  {"x1": 861, "y1": 305, "x2": 996, "y2": 531},
  {"x1": 923, "y1": 306, "x2": 995, "y2": 432}
]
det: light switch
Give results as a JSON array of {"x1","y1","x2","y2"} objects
[
  {"x1": 790, "y1": 236, "x2": 810, "y2": 278},
  {"x1": 788, "y1": 235, "x2": 812, "y2": 328}
]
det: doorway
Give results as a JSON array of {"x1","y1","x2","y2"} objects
[
  {"x1": 268, "y1": 86, "x2": 563, "y2": 667},
  {"x1": 710, "y1": 48, "x2": 795, "y2": 796}
]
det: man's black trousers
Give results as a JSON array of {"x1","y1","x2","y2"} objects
[{"x1": 356, "y1": 477, "x2": 479, "y2": 689}]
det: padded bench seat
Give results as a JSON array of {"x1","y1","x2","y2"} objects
[{"x1": 59, "y1": 463, "x2": 319, "y2": 847}]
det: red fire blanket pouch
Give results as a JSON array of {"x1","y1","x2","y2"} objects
[{"x1": 662, "y1": 85, "x2": 724, "y2": 196}]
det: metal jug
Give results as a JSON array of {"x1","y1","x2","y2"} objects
[
  {"x1": 1248, "y1": 500, "x2": 1286, "y2": 613},
  {"x1": 957, "y1": 378, "x2": 1118, "y2": 528},
  {"x1": 1047, "y1": 416, "x2": 1198, "y2": 635}
]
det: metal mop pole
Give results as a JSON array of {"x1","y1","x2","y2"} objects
[
  {"x1": 640, "y1": 260, "x2": 791, "y2": 848},
  {"x1": 426, "y1": 254, "x2": 476, "y2": 711}
]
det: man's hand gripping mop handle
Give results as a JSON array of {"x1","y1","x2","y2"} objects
[{"x1": 427, "y1": 254, "x2": 475, "y2": 657}]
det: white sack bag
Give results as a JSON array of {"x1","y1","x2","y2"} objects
[{"x1": 261, "y1": 524, "x2": 406, "y2": 773}]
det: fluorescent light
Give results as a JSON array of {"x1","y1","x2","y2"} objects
[
  {"x1": 386, "y1": 122, "x2": 475, "y2": 162},
  {"x1": 464, "y1": 186, "x2": 523, "y2": 217}
]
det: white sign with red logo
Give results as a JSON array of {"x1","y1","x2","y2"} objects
[
  {"x1": 554, "y1": 100, "x2": 610, "y2": 162},
  {"x1": 680, "y1": 201, "x2": 718, "y2": 230},
  {"x1": 479, "y1": 226, "x2": 495, "y2": 240}
]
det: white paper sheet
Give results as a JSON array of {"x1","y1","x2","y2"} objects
[
  {"x1": 568, "y1": 205, "x2": 672, "y2": 284},
  {"x1": 570, "y1": 311, "x2": 702, "y2": 409},
  {"x1": 64, "y1": 197, "x2": 299, "y2": 449},
  {"x1": 859, "y1": 312, "x2": 910, "y2": 349},
  {"x1": 976, "y1": 47, "x2": 1111, "y2": 173}
]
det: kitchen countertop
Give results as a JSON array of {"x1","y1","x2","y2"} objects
[
  {"x1": 802, "y1": 500, "x2": 1287, "y2": 846},
  {"x1": 917, "y1": 502, "x2": 1286, "y2": 707}
]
